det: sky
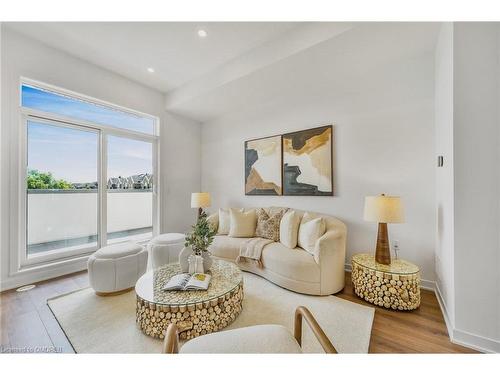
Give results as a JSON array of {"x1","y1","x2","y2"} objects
[
  {"x1": 24, "y1": 86, "x2": 153, "y2": 183},
  {"x1": 22, "y1": 85, "x2": 155, "y2": 133}
]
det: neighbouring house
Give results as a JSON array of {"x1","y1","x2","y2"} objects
[{"x1": 107, "y1": 174, "x2": 152, "y2": 189}]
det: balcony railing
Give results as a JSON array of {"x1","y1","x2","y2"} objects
[{"x1": 27, "y1": 189, "x2": 152, "y2": 256}]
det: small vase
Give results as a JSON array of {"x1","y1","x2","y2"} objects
[
  {"x1": 202, "y1": 251, "x2": 213, "y2": 271},
  {"x1": 179, "y1": 246, "x2": 194, "y2": 273},
  {"x1": 188, "y1": 254, "x2": 204, "y2": 274}
]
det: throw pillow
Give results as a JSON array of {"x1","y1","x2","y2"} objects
[
  {"x1": 228, "y1": 208, "x2": 257, "y2": 237},
  {"x1": 207, "y1": 212, "x2": 219, "y2": 232},
  {"x1": 255, "y1": 208, "x2": 286, "y2": 241},
  {"x1": 297, "y1": 213, "x2": 326, "y2": 254},
  {"x1": 279, "y1": 210, "x2": 302, "y2": 248},
  {"x1": 218, "y1": 208, "x2": 241, "y2": 235}
]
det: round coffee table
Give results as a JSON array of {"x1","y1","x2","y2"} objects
[{"x1": 135, "y1": 259, "x2": 243, "y2": 340}]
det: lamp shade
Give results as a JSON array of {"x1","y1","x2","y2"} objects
[
  {"x1": 191, "y1": 192, "x2": 211, "y2": 208},
  {"x1": 364, "y1": 195, "x2": 404, "y2": 223}
]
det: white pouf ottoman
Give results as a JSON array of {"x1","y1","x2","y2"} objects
[
  {"x1": 87, "y1": 241, "x2": 147, "y2": 296},
  {"x1": 147, "y1": 233, "x2": 185, "y2": 269}
]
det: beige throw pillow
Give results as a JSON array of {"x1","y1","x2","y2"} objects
[
  {"x1": 297, "y1": 213, "x2": 326, "y2": 254},
  {"x1": 228, "y1": 208, "x2": 257, "y2": 238},
  {"x1": 255, "y1": 208, "x2": 286, "y2": 241},
  {"x1": 280, "y1": 210, "x2": 302, "y2": 248}
]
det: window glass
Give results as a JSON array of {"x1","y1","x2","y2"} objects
[
  {"x1": 107, "y1": 135, "x2": 153, "y2": 244},
  {"x1": 22, "y1": 84, "x2": 155, "y2": 135},
  {"x1": 27, "y1": 120, "x2": 99, "y2": 256}
]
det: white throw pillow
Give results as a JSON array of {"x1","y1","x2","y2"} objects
[
  {"x1": 297, "y1": 213, "x2": 326, "y2": 254},
  {"x1": 228, "y1": 208, "x2": 257, "y2": 238},
  {"x1": 207, "y1": 212, "x2": 219, "y2": 232},
  {"x1": 218, "y1": 208, "x2": 231, "y2": 234},
  {"x1": 280, "y1": 210, "x2": 302, "y2": 248}
]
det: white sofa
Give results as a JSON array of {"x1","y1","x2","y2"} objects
[{"x1": 207, "y1": 207, "x2": 347, "y2": 296}]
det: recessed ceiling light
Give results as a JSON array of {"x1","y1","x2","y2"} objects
[
  {"x1": 197, "y1": 29, "x2": 208, "y2": 38},
  {"x1": 147, "y1": 67, "x2": 155, "y2": 73}
]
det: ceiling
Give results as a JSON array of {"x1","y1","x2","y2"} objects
[
  {"x1": 165, "y1": 22, "x2": 440, "y2": 121},
  {"x1": 4, "y1": 22, "x2": 440, "y2": 122},
  {"x1": 4, "y1": 22, "x2": 299, "y2": 92}
]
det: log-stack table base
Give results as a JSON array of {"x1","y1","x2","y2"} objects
[
  {"x1": 135, "y1": 259, "x2": 243, "y2": 340},
  {"x1": 351, "y1": 253, "x2": 420, "y2": 311}
]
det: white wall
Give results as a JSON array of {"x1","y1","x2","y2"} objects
[
  {"x1": 434, "y1": 23, "x2": 455, "y2": 326},
  {"x1": 161, "y1": 111, "x2": 201, "y2": 233},
  {"x1": 0, "y1": 28, "x2": 201, "y2": 290},
  {"x1": 452, "y1": 23, "x2": 500, "y2": 351},
  {"x1": 201, "y1": 50, "x2": 436, "y2": 282}
]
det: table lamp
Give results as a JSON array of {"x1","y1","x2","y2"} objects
[
  {"x1": 191, "y1": 192, "x2": 211, "y2": 218},
  {"x1": 364, "y1": 194, "x2": 404, "y2": 265}
]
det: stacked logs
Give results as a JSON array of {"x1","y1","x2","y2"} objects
[
  {"x1": 136, "y1": 283, "x2": 244, "y2": 340},
  {"x1": 351, "y1": 262, "x2": 420, "y2": 310}
]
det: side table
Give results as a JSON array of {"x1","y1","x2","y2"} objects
[{"x1": 351, "y1": 253, "x2": 420, "y2": 310}]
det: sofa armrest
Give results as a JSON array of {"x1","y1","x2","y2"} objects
[
  {"x1": 313, "y1": 229, "x2": 344, "y2": 263},
  {"x1": 313, "y1": 227, "x2": 347, "y2": 294}
]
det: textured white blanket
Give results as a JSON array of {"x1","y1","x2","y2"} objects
[{"x1": 236, "y1": 237, "x2": 273, "y2": 267}]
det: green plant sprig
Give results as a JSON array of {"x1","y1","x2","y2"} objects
[{"x1": 185, "y1": 211, "x2": 217, "y2": 256}]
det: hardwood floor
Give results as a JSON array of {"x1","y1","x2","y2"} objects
[
  {"x1": 338, "y1": 273, "x2": 477, "y2": 353},
  {"x1": 0, "y1": 271, "x2": 477, "y2": 353}
]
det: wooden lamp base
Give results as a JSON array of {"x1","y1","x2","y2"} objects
[{"x1": 375, "y1": 222, "x2": 391, "y2": 265}]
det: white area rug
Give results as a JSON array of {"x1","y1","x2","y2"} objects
[{"x1": 48, "y1": 272, "x2": 374, "y2": 353}]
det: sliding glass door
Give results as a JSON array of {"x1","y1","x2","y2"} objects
[{"x1": 21, "y1": 80, "x2": 159, "y2": 267}]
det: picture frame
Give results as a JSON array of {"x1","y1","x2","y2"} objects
[
  {"x1": 282, "y1": 125, "x2": 333, "y2": 196},
  {"x1": 244, "y1": 134, "x2": 283, "y2": 196}
]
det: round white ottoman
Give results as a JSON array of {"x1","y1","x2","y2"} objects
[
  {"x1": 147, "y1": 233, "x2": 185, "y2": 269},
  {"x1": 87, "y1": 241, "x2": 147, "y2": 296}
]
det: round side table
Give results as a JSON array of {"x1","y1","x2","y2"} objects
[{"x1": 351, "y1": 253, "x2": 420, "y2": 310}]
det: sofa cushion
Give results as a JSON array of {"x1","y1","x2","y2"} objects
[
  {"x1": 298, "y1": 214, "x2": 326, "y2": 254},
  {"x1": 229, "y1": 208, "x2": 257, "y2": 237},
  {"x1": 209, "y1": 235, "x2": 248, "y2": 260},
  {"x1": 261, "y1": 242, "x2": 320, "y2": 283},
  {"x1": 255, "y1": 208, "x2": 286, "y2": 241},
  {"x1": 180, "y1": 324, "x2": 301, "y2": 353},
  {"x1": 280, "y1": 210, "x2": 302, "y2": 248}
]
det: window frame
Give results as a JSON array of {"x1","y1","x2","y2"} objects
[{"x1": 17, "y1": 78, "x2": 160, "y2": 270}]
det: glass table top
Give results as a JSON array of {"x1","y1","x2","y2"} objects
[
  {"x1": 135, "y1": 259, "x2": 243, "y2": 306},
  {"x1": 352, "y1": 253, "x2": 419, "y2": 275}
]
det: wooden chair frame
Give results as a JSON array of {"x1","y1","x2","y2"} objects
[{"x1": 162, "y1": 305, "x2": 337, "y2": 354}]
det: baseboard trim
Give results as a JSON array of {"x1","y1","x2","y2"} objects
[
  {"x1": 433, "y1": 280, "x2": 499, "y2": 353},
  {"x1": 452, "y1": 328, "x2": 500, "y2": 353},
  {"x1": 433, "y1": 281, "x2": 454, "y2": 340},
  {"x1": 0, "y1": 257, "x2": 88, "y2": 292}
]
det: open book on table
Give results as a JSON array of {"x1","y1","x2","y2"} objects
[{"x1": 163, "y1": 273, "x2": 211, "y2": 291}]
